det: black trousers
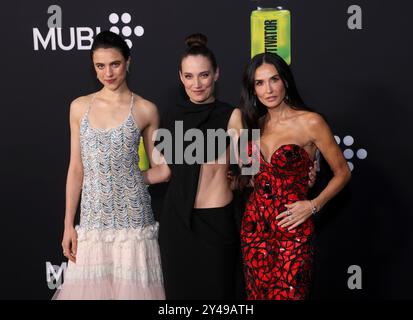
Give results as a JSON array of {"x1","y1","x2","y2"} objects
[{"x1": 159, "y1": 201, "x2": 246, "y2": 300}]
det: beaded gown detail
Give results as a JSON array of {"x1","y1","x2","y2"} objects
[
  {"x1": 53, "y1": 94, "x2": 164, "y2": 300},
  {"x1": 241, "y1": 143, "x2": 314, "y2": 300}
]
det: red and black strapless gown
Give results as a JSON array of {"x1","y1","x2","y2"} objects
[{"x1": 241, "y1": 143, "x2": 314, "y2": 300}]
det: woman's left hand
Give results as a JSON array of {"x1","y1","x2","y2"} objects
[{"x1": 276, "y1": 201, "x2": 313, "y2": 230}]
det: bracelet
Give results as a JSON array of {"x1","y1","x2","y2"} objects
[{"x1": 309, "y1": 200, "x2": 318, "y2": 215}]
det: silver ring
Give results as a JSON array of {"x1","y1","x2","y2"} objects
[{"x1": 288, "y1": 216, "x2": 293, "y2": 221}]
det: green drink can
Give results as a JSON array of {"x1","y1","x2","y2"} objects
[
  {"x1": 251, "y1": 6, "x2": 291, "y2": 64},
  {"x1": 138, "y1": 136, "x2": 149, "y2": 171}
]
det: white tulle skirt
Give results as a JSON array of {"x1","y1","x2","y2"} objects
[{"x1": 52, "y1": 223, "x2": 165, "y2": 300}]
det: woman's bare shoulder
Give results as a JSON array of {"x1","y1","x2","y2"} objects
[
  {"x1": 134, "y1": 94, "x2": 158, "y2": 114},
  {"x1": 69, "y1": 93, "x2": 95, "y2": 118}
]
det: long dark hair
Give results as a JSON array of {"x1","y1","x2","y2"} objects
[
  {"x1": 90, "y1": 30, "x2": 130, "y2": 61},
  {"x1": 235, "y1": 53, "x2": 312, "y2": 191},
  {"x1": 180, "y1": 33, "x2": 217, "y2": 72},
  {"x1": 240, "y1": 52, "x2": 311, "y2": 131}
]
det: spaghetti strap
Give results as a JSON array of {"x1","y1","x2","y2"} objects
[
  {"x1": 85, "y1": 93, "x2": 97, "y2": 116},
  {"x1": 129, "y1": 92, "x2": 134, "y2": 112}
]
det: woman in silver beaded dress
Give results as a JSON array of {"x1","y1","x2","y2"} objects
[{"x1": 53, "y1": 31, "x2": 170, "y2": 300}]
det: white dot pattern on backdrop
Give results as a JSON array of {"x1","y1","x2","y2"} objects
[
  {"x1": 110, "y1": 26, "x2": 120, "y2": 34},
  {"x1": 334, "y1": 135, "x2": 367, "y2": 172},
  {"x1": 343, "y1": 149, "x2": 354, "y2": 160},
  {"x1": 107, "y1": 13, "x2": 144, "y2": 47},
  {"x1": 134, "y1": 26, "x2": 144, "y2": 37},
  {"x1": 109, "y1": 13, "x2": 119, "y2": 24},
  {"x1": 122, "y1": 26, "x2": 132, "y2": 37},
  {"x1": 357, "y1": 149, "x2": 368, "y2": 159},
  {"x1": 121, "y1": 13, "x2": 132, "y2": 23},
  {"x1": 343, "y1": 135, "x2": 354, "y2": 146}
]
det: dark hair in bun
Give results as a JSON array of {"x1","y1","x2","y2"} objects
[
  {"x1": 180, "y1": 33, "x2": 217, "y2": 72},
  {"x1": 185, "y1": 33, "x2": 208, "y2": 47}
]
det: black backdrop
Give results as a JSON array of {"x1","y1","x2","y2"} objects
[{"x1": 1, "y1": 0, "x2": 412, "y2": 300}]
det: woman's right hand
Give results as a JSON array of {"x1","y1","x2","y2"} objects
[{"x1": 61, "y1": 226, "x2": 78, "y2": 263}]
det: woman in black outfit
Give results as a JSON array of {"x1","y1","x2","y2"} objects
[{"x1": 155, "y1": 33, "x2": 245, "y2": 300}]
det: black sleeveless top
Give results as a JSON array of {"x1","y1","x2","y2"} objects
[{"x1": 156, "y1": 99, "x2": 235, "y2": 228}]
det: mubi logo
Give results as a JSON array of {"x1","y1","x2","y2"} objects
[
  {"x1": 46, "y1": 261, "x2": 67, "y2": 290},
  {"x1": 108, "y1": 12, "x2": 144, "y2": 48},
  {"x1": 33, "y1": 5, "x2": 144, "y2": 51},
  {"x1": 334, "y1": 135, "x2": 367, "y2": 171}
]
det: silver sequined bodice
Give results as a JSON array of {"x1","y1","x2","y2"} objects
[{"x1": 78, "y1": 94, "x2": 154, "y2": 230}]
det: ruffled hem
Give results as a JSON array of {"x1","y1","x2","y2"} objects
[
  {"x1": 52, "y1": 280, "x2": 165, "y2": 300},
  {"x1": 53, "y1": 223, "x2": 165, "y2": 300}
]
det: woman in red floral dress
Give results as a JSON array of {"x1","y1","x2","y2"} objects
[{"x1": 238, "y1": 53, "x2": 351, "y2": 300}]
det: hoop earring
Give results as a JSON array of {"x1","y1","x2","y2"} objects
[{"x1": 126, "y1": 64, "x2": 130, "y2": 73}]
